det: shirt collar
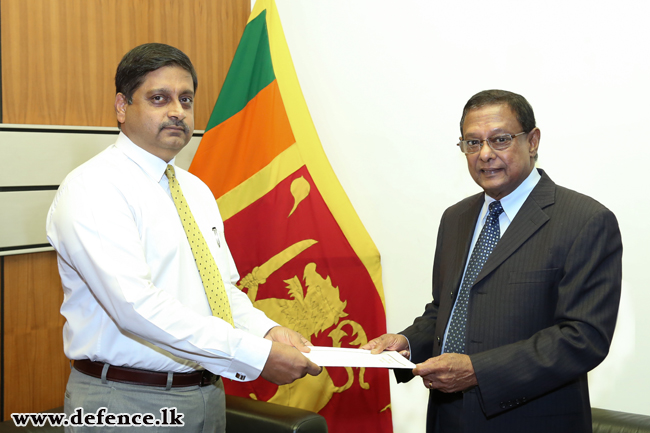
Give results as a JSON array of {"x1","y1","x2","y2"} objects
[
  {"x1": 114, "y1": 132, "x2": 177, "y2": 183},
  {"x1": 480, "y1": 168, "x2": 541, "y2": 223}
]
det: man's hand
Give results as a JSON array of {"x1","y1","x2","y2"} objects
[
  {"x1": 361, "y1": 333, "x2": 410, "y2": 358},
  {"x1": 264, "y1": 326, "x2": 311, "y2": 353},
  {"x1": 414, "y1": 353, "x2": 477, "y2": 393},
  {"x1": 261, "y1": 341, "x2": 322, "y2": 385}
]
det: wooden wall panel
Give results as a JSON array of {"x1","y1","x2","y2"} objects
[
  {"x1": 0, "y1": 0, "x2": 250, "y2": 419},
  {"x1": 1, "y1": 0, "x2": 250, "y2": 130},
  {"x1": 3, "y1": 251, "x2": 67, "y2": 419}
]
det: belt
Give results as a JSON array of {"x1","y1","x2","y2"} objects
[{"x1": 73, "y1": 359, "x2": 218, "y2": 388}]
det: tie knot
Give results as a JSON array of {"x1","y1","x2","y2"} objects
[
  {"x1": 488, "y1": 201, "x2": 504, "y2": 218},
  {"x1": 165, "y1": 164, "x2": 175, "y2": 180}
]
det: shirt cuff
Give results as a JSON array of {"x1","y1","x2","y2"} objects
[
  {"x1": 399, "y1": 333, "x2": 413, "y2": 361},
  {"x1": 220, "y1": 331, "x2": 273, "y2": 382}
]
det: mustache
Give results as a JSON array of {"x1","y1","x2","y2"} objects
[{"x1": 159, "y1": 120, "x2": 189, "y2": 133}]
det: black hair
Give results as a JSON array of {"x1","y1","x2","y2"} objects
[
  {"x1": 460, "y1": 89, "x2": 536, "y2": 136},
  {"x1": 115, "y1": 43, "x2": 198, "y2": 103}
]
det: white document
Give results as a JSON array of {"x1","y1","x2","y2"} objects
[{"x1": 303, "y1": 346, "x2": 415, "y2": 369}]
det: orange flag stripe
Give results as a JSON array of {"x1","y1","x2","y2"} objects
[{"x1": 190, "y1": 79, "x2": 295, "y2": 199}]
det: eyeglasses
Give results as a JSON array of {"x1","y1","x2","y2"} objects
[{"x1": 457, "y1": 131, "x2": 527, "y2": 154}]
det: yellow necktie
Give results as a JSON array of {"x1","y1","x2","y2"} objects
[{"x1": 165, "y1": 165, "x2": 234, "y2": 327}]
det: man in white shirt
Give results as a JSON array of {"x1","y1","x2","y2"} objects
[{"x1": 47, "y1": 43, "x2": 320, "y2": 432}]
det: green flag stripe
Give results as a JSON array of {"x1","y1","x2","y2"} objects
[{"x1": 205, "y1": 10, "x2": 276, "y2": 131}]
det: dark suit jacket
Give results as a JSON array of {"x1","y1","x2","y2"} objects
[{"x1": 397, "y1": 169, "x2": 622, "y2": 433}]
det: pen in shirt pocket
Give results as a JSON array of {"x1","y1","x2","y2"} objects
[{"x1": 212, "y1": 227, "x2": 221, "y2": 247}]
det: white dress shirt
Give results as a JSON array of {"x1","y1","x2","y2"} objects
[
  {"x1": 468, "y1": 167, "x2": 541, "y2": 246},
  {"x1": 47, "y1": 132, "x2": 277, "y2": 381}
]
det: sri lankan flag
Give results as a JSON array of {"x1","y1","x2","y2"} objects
[{"x1": 189, "y1": 1, "x2": 391, "y2": 431}]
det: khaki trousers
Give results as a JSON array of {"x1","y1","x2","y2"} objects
[{"x1": 64, "y1": 367, "x2": 226, "y2": 432}]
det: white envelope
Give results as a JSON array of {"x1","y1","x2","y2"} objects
[{"x1": 303, "y1": 346, "x2": 415, "y2": 369}]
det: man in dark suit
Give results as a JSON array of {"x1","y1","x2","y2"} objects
[{"x1": 363, "y1": 90, "x2": 622, "y2": 432}]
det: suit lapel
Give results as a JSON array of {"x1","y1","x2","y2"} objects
[
  {"x1": 472, "y1": 170, "x2": 556, "y2": 287},
  {"x1": 449, "y1": 194, "x2": 484, "y2": 296}
]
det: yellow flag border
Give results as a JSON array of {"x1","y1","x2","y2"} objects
[{"x1": 221, "y1": 0, "x2": 385, "y2": 308}]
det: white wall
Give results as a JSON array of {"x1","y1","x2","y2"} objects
[{"x1": 265, "y1": 1, "x2": 650, "y2": 431}]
